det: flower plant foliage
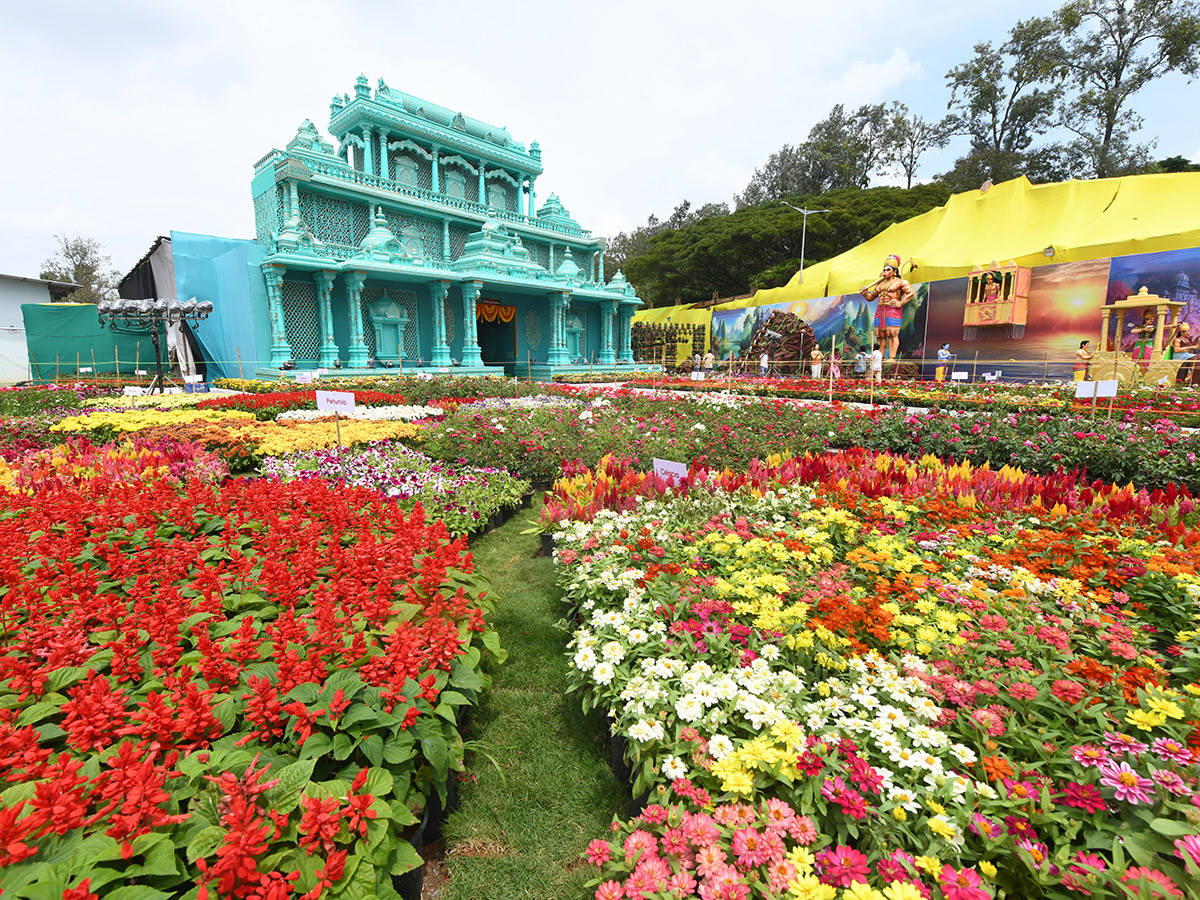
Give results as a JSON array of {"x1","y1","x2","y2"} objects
[
  {"x1": 0, "y1": 474, "x2": 504, "y2": 898},
  {"x1": 551, "y1": 451, "x2": 1200, "y2": 899}
]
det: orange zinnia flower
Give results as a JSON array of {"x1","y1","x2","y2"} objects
[{"x1": 981, "y1": 755, "x2": 1014, "y2": 782}]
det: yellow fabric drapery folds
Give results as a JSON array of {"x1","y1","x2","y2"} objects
[{"x1": 477, "y1": 303, "x2": 515, "y2": 323}]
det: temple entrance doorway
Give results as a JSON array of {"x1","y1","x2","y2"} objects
[{"x1": 476, "y1": 302, "x2": 517, "y2": 364}]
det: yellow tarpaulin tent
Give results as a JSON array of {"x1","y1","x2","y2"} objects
[{"x1": 711, "y1": 172, "x2": 1200, "y2": 311}]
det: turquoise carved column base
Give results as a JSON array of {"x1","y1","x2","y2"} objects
[
  {"x1": 461, "y1": 281, "x2": 483, "y2": 367},
  {"x1": 429, "y1": 280, "x2": 452, "y2": 366},
  {"x1": 343, "y1": 272, "x2": 370, "y2": 368},
  {"x1": 263, "y1": 265, "x2": 293, "y2": 367}
]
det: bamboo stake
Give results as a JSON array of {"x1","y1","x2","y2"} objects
[
  {"x1": 868, "y1": 318, "x2": 876, "y2": 407},
  {"x1": 237, "y1": 346, "x2": 244, "y2": 381},
  {"x1": 115, "y1": 346, "x2": 121, "y2": 387},
  {"x1": 28, "y1": 353, "x2": 37, "y2": 384},
  {"x1": 91, "y1": 349, "x2": 97, "y2": 378},
  {"x1": 972, "y1": 350, "x2": 980, "y2": 382},
  {"x1": 56, "y1": 355, "x2": 60, "y2": 384},
  {"x1": 1042, "y1": 353, "x2": 1049, "y2": 381},
  {"x1": 77, "y1": 352, "x2": 81, "y2": 377},
  {"x1": 136, "y1": 343, "x2": 141, "y2": 379}
]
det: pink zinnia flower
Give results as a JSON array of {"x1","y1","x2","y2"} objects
[
  {"x1": 814, "y1": 845, "x2": 869, "y2": 887},
  {"x1": 1120, "y1": 867, "x2": 1182, "y2": 896},
  {"x1": 1153, "y1": 768, "x2": 1191, "y2": 796},
  {"x1": 695, "y1": 844, "x2": 728, "y2": 878},
  {"x1": 1002, "y1": 777, "x2": 1039, "y2": 802},
  {"x1": 595, "y1": 880, "x2": 624, "y2": 900},
  {"x1": 586, "y1": 839, "x2": 612, "y2": 866},
  {"x1": 969, "y1": 813, "x2": 1003, "y2": 840},
  {"x1": 1103, "y1": 731, "x2": 1148, "y2": 755},
  {"x1": 684, "y1": 812, "x2": 721, "y2": 847},
  {"x1": 1051, "y1": 680, "x2": 1087, "y2": 704},
  {"x1": 731, "y1": 827, "x2": 773, "y2": 868},
  {"x1": 1175, "y1": 834, "x2": 1200, "y2": 870},
  {"x1": 1107, "y1": 640, "x2": 1137, "y2": 659},
  {"x1": 660, "y1": 826, "x2": 689, "y2": 858},
  {"x1": 940, "y1": 865, "x2": 989, "y2": 900},
  {"x1": 762, "y1": 798, "x2": 795, "y2": 834},
  {"x1": 1063, "y1": 852, "x2": 1107, "y2": 895},
  {"x1": 1007, "y1": 681, "x2": 1039, "y2": 700},
  {"x1": 1151, "y1": 737, "x2": 1193, "y2": 766},
  {"x1": 1098, "y1": 760, "x2": 1155, "y2": 805},
  {"x1": 669, "y1": 869, "x2": 698, "y2": 895},
  {"x1": 623, "y1": 829, "x2": 657, "y2": 863},
  {"x1": 788, "y1": 815, "x2": 817, "y2": 844},
  {"x1": 767, "y1": 858, "x2": 797, "y2": 893},
  {"x1": 1069, "y1": 744, "x2": 1109, "y2": 768},
  {"x1": 978, "y1": 614, "x2": 1008, "y2": 632},
  {"x1": 1016, "y1": 837, "x2": 1051, "y2": 870},
  {"x1": 1057, "y1": 782, "x2": 1106, "y2": 814}
]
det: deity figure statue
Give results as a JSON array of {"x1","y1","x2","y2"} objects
[
  {"x1": 860, "y1": 254, "x2": 915, "y2": 361},
  {"x1": 982, "y1": 271, "x2": 1001, "y2": 302}
]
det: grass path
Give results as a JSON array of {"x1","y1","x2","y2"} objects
[{"x1": 438, "y1": 506, "x2": 624, "y2": 900}]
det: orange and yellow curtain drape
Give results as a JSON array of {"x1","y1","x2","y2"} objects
[{"x1": 477, "y1": 303, "x2": 515, "y2": 323}]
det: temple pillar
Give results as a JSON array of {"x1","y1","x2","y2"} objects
[
  {"x1": 442, "y1": 219, "x2": 451, "y2": 261},
  {"x1": 429, "y1": 280, "x2": 452, "y2": 366},
  {"x1": 1154, "y1": 307, "x2": 1168, "y2": 354},
  {"x1": 1100, "y1": 307, "x2": 1111, "y2": 349},
  {"x1": 600, "y1": 300, "x2": 617, "y2": 365},
  {"x1": 516, "y1": 174, "x2": 524, "y2": 216},
  {"x1": 527, "y1": 177, "x2": 536, "y2": 217},
  {"x1": 263, "y1": 265, "x2": 292, "y2": 366},
  {"x1": 361, "y1": 126, "x2": 374, "y2": 177},
  {"x1": 343, "y1": 272, "x2": 370, "y2": 367},
  {"x1": 314, "y1": 271, "x2": 339, "y2": 367},
  {"x1": 547, "y1": 292, "x2": 571, "y2": 366},
  {"x1": 478, "y1": 160, "x2": 486, "y2": 206},
  {"x1": 618, "y1": 304, "x2": 636, "y2": 363},
  {"x1": 598, "y1": 248, "x2": 605, "y2": 285},
  {"x1": 461, "y1": 281, "x2": 483, "y2": 366},
  {"x1": 377, "y1": 129, "x2": 389, "y2": 180},
  {"x1": 431, "y1": 145, "x2": 440, "y2": 193}
]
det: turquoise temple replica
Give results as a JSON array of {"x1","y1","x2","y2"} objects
[{"x1": 224, "y1": 75, "x2": 646, "y2": 378}]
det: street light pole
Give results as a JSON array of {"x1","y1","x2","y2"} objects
[{"x1": 781, "y1": 202, "x2": 829, "y2": 284}]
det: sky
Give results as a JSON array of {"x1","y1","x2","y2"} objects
[{"x1": 3, "y1": 0, "x2": 1199, "y2": 283}]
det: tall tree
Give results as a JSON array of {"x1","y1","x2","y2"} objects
[
  {"x1": 886, "y1": 103, "x2": 953, "y2": 188},
  {"x1": 941, "y1": 17, "x2": 1063, "y2": 188},
  {"x1": 607, "y1": 201, "x2": 729, "y2": 277},
  {"x1": 736, "y1": 104, "x2": 901, "y2": 208},
  {"x1": 39, "y1": 235, "x2": 120, "y2": 304},
  {"x1": 1047, "y1": 0, "x2": 1200, "y2": 178}
]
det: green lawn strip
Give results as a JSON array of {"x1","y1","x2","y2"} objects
[{"x1": 440, "y1": 506, "x2": 625, "y2": 900}]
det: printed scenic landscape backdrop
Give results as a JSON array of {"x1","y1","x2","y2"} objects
[{"x1": 710, "y1": 246, "x2": 1200, "y2": 380}]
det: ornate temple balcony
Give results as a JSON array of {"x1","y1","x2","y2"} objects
[{"x1": 258, "y1": 149, "x2": 591, "y2": 242}]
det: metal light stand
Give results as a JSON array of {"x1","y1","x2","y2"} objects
[{"x1": 97, "y1": 298, "x2": 214, "y2": 394}]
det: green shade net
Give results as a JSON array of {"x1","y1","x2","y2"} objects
[{"x1": 21, "y1": 303, "x2": 161, "y2": 381}]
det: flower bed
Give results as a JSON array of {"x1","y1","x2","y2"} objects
[
  {"x1": 196, "y1": 390, "x2": 427, "y2": 421},
  {"x1": 0, "y1": 474, "x2": 503, "y2": 898},
  {"x1": 262, "y1": 441, "x2": 530, "y2": 537},
  {"x1": 424, "y1": 391, "x2": 1200, "y2": 491},
  {"x1": 551, "y1": 451, "x2": 1200, "y2": 899},
  {"x1": 0, "y1": 435, "x2": 228, "y2": 490}
]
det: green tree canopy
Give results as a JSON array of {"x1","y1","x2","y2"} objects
[
  {"x1": 39, "y1": 234, "x2": 120, "y2": 304},
  {"x1": 624, "y1": 184, "x2": 951, "y2": 307}
]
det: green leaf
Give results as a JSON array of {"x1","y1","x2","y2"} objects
[
  {"x1": 299, "y1": 732, "x2": 333, "y2": 760},
  {"x1": 420, "y1": 735, "x2": 450, "y2": 776},
  {"x1": 269, "y1": 758, "x2": 316, "y2": 814},
  {"x1": 361, "y1": 733, "x2": 384, "y2": 767},
  {"x1": 186, "y1": 825, "x2": 227, "y2": 862},
  {"x1": 44, "y1": 666, "x2": 90, "y2": 693},
  {"x1": 1150, "y1": 817, "x2": 1196, "y2": 837},
  {"x1": 125, "y1": 834, "x2": 179, "y2": 877},
  {"x1": 389, "y1": 841, "x2": 423, "y2": 876},
  {"x1": 16, "y1": 701, "x2": 62, "y2": 726},
  {"x1": 333, "y1": 732, "x2": 355, "y2": 760},
  {"x1": 103, "y1": 887, "x2": 172, "y2": 900}
]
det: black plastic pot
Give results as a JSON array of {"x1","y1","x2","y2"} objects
[
  {"x1": 521, "y1": 492, "x2": 533, "y2": 509},
  {"x1": 424, "y1": 772, "x2": 460, "y2": 844},
  {"x1": 395, "y1": 806, "x2": 429, "y2": 900},
  {"x1": 540, "y1": 533, "x2": 555, "y2": 558}
]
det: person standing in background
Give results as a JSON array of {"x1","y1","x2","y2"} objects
[{"x1": 1074, "y1": 340, "x2": 1094, "y2": 382}]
